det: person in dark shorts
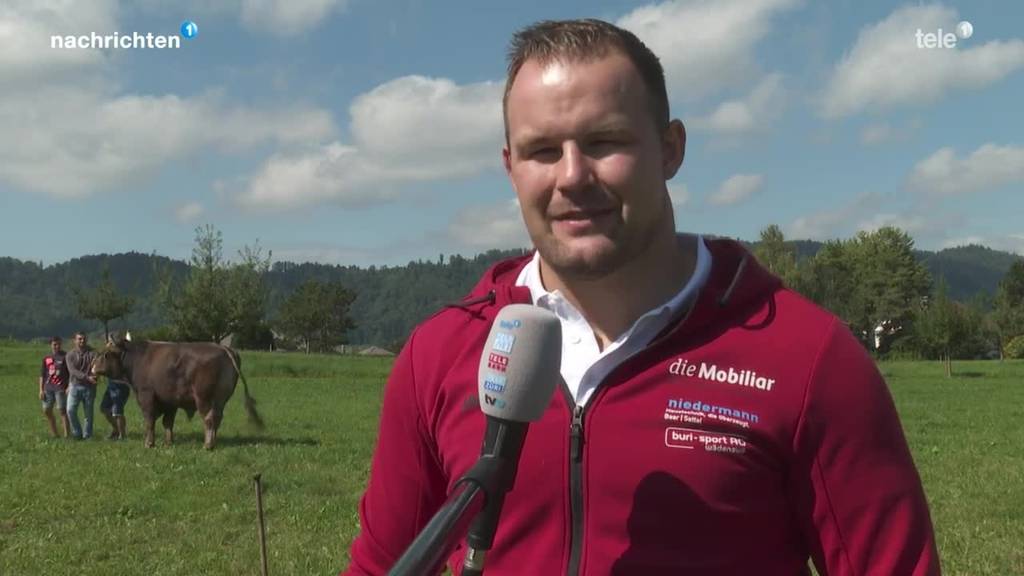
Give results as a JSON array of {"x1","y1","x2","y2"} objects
[
  {"x1": 39, "y1": 336, "x2": 70, "y2": 438},
  {"x1": 100, "y1": 376, "x2": 131, "y2": 440}
]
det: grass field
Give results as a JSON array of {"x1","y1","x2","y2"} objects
[{"x1": 1, "y1": 342, "x2": 1022, "y2": 575}]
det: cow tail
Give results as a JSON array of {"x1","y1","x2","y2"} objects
[{"x1": 222, "y1": 347, "x2": 265, "y2": 429}]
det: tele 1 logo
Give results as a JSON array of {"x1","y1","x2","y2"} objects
[
  {"x1": 916, "y1": 20, "x2": 972, "y2": 49},
  {"x1": 499, "y1": 319, "x2": 522, "y2": 330}
]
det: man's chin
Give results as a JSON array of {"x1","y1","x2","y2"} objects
[{"x1": 542, "y1": 247, "x2": 625, "y2": 281}]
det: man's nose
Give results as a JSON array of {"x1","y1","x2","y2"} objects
[{"x1": 555, "y1": 142, "x2": 594, "y2": 192}]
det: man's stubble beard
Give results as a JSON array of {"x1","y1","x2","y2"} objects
[{"x1": 535, "y1": 205, "x2": 669, "y2": 283}]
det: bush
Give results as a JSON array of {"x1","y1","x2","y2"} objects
[
  {"x1": 131, "y1": 325, "x2": 179, "y2": 341},
  {"x1": 1005, "y1": 335, "x2": 1024, "y2": 359}
]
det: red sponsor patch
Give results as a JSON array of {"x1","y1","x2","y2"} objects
[{"x1": 487, "y1": 352, "x2": 508, "y2": 372}]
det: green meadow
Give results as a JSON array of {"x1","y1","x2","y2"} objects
[{"x1": 0, "y1": 342, "x2": 1021, "y2": 575}]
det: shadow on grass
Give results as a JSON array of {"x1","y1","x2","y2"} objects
[
  {"x1": 954, "y1": 371, "x2": 986, "y2": 379},
  {"x1": 122, "y1": 431, "x2": 320, "y2": 447}
]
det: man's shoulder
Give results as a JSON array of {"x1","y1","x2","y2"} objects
[{"x1": 757, "y1": 286, "x2": 851, "y2": 347}]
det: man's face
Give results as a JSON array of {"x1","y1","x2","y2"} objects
[
  {"x1": 503, "y1": 52, "x2": 684, "y2": 279},
  {"x1": 75, "y1": 335, "x2": 86, "y2": 350},
  {"x1": 51, "y1": 340, "x2": 62, "y2": 353}
]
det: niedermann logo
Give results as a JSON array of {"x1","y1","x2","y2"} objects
[
  {"x1": 915, "y1": 20, "x2": 973, "y2": 49},
  {"x1": 669, "y1": 358, "x2": 775, "y2": 392},
  {"x1": 50, "y1": 20, "x2": 198, "y2": 50}
]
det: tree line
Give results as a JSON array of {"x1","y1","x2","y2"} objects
[
  {"x1": 4, "y1": 225, "x2": 1023, "y2": 369},
  {"x1": 753, "y1": 225, "x2": 1024, "y2": 375}
]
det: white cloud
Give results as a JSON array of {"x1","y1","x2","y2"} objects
[
  {"x1": 0, "y1": 0, "x2": 116, "y2": 85},
  {"x1": 668, "y1": 182, "x2": 690, "y2": 208},
  {"x1": 237, "y1": 76, "x2": 504, "y2": 209},
  {"x1": 688, "y1": 74, "x2": 786, "y2": 135},
  {"x1": 856, "y1": 213, "x2": 929, "y2": 234},
  {"x1": 175, "y1": 202, "x2": 205, "y2": 223},
  {"x1": 861, "y1": 123, "x2": 893, "y2": 145},
  {"x1": 240, "y1": 0, "x2": 348, "y2": 36},
  {"x1": 908, "y1": 144, "x2": 1024, "y2": 196},
  {"x1": 618, "y1": 0, "x2": 801, "y2": 102},
  {"x1": 0, "y1": 2, "x2": 338, "y2": 199},
  {"x1": 941, "y1": 234, "x2": 1024, "y2": 255},
  {"x1": 272, "y1": 245, "x2": 380, "y2": 266},
  {"x1": 446, "y1": 200, "x2": 529, "y2": 251},
  {"x1": 787, "y1": 193, "x2": 884, "y2": 239},
  {"x1": 820, "y1": 5, "x2": 1024, "y2": 118},
  {"x1": 940, "y1": 235, "x2": 986, "y2": 249},
  {"x1": 0, "y1": 89, "x2": 335, "y2": 198},
  {"x1": 708, "y1": 174, "x2": 762, "y2": 206}
]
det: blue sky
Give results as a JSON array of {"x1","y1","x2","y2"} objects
[{"x1": 1, "y1": 0, "x2": 1022, "y2": 267}]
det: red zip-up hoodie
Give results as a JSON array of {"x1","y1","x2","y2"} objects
[{"x1": 344, "y1": 239, "x2": 940, "y2": 575}]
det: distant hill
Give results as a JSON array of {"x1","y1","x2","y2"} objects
[
  {"x1": 751, "y1": 241, "x2": 1021, "y2": 303},
  {"x1": 0, "y1": 242, "x2": 1019, "y2": 346}
]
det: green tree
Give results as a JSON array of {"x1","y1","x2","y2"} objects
[
  {"x1": 992, "y1": 260, "x2": 1024, "y2": 358},
  {"x1": 752, "y1": 224, "x2": 799, "y2": 287},
  {"x1": 73, "y1": 265, "x2": 134, "y2": 340},
  {"x1": 165, "y1": 225, "x2": 271, "y2": 342},
  {"x1": 911, "y1": 280, "x2": 982, "y2": 376},
  {"x1": 276, "y1": 280, "x2": 357, "y2": 353},
  {"x1": 799, "y1": 227, "x2": 931, "y2": 351}
]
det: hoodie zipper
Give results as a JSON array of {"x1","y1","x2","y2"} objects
[{"x1": 564, "y1": 386, "x2": 586, "y2": 576}]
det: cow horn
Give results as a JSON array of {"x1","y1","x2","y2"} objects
[{"x1": 125, "y1": 331, "x2": 132, "y2": 342}]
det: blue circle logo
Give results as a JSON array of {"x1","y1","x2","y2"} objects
[{"x1": 180, "y1": 20, "x2": 198, "y2": 39}]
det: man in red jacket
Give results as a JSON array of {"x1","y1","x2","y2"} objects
[{"x1": 345, "y1": 18, "x2": 940, "y2": 575}]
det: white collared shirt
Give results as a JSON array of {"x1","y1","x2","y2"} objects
[{"x1": 515, "y1": 235, "x2": 712, "y2": 407}]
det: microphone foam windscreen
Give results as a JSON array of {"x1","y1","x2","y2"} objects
[{"x1": 477, "y1": 304, "x2": 562, "y2": 422}]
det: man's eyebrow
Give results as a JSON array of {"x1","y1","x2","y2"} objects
[{"x1": 512, "y1": 122, "x2": 633, "y2": 149}]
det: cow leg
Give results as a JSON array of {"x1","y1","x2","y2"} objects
[
  {"x1": 162, "y1": 408, "x2": 178, "y2": 446},
  {"x1": 137, "y1": 392, "x2": 157, "y2": 448},
  {"x1": 197, "y1": 398, "x2": 220, "y2": 450},
  {"x1": 204, "y1": 408, "x2": 225, "y2": 450}
]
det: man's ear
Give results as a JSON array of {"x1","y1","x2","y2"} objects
[
  {"x1": 502, "y1": 145, "x2": 513, "y2": 176},
  {"x1": 662, "y1": 119, "x2": 686, "y2": 180}
]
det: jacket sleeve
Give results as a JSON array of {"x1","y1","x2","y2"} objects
[
  {"x1": 343, "y1": 329, "x2": 449, "y2": 575},
  {"x1": 789, "y1": 319, "x2": 941, "y2": 575},
  {"x1": 66, "y1": 351, "x2": 87, "y2": 381}
]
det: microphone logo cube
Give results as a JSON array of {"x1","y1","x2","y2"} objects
[
  {"x1": 493, "y1": 332, "x2": 516, "y2": 354},
  {"x1": 484, "y1": 394, "x2": 507, "y2": 409},
  {"x1": 487, "y1": 353, "x2": 509, "y2": 372},
  {"x1": 483, "y1": 374, "x2": 507, "y2": 393}
]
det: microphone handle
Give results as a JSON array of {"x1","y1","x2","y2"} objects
[
  {"x1": 461, "y1": 420, "x2": 528, "y2": 575},
  {"x1": 387, "y1": 479, "x2": 485, "y2": 576}
]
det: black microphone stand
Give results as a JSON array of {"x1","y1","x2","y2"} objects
[
  {"x1": 462, "y1": 420, "x2": 528, "y2": 576},
  {"x1": 386, "y1": 473, "x2": 487, "y2": 576},
  {"x1": 388, "y1": 419, "x2": 527, "y2": 576}
]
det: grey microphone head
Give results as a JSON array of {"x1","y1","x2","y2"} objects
[{"x1": 477, "y1": 304, "x2": 561, "y2": 423}]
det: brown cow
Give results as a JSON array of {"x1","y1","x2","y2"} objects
[{"x1": 91, "y1": 336, "x2": 263, "y2": 449}]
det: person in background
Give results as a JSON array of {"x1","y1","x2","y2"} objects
[
  {"x1": 65, "y1": 331, "x2": 97, "y2": 440},
  {"x1": 100, "y1": 370, "x2": 131, "y2": 440},
  {"x1": 39, "y1": 336, "x2": 70, "y2": 438}
]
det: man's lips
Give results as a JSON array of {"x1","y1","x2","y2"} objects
[{"x1": 552, "y1": 208, "x2": 616, "y2": 221}]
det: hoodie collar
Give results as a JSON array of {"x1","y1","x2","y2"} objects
[{"x1": 449, "y1": 239, "x2": 779, "y2": 331}]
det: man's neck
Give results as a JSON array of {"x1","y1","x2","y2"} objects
[{"x1": 540, "y1": 233, "x2": 697, "y2": 350}]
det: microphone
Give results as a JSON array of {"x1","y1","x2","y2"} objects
[
  {"x1": 386, "y1": 304, "x2": 560, "y2": 576},
  {"x1": 462, "y1": 304, "x2": 561, "y2": 575}
]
